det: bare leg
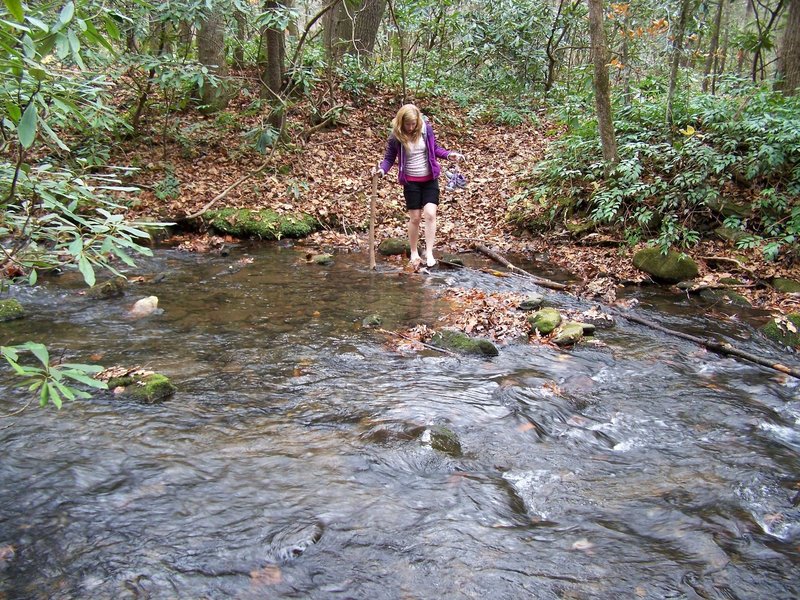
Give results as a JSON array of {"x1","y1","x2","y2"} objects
[
  {"x1": 423, "y1": 203, "x2": 437, "y2": 266},
  {"x1": 408, "y1": 209, "x2": 422, "y2": 263}
]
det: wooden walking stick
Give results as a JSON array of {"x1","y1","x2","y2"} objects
[{"x1": 369, "y1": 172, "x2": 378, "y2": 270}]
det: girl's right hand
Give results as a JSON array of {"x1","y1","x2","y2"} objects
[{"x1": 372, "y1": 166, "x2": 384, "y2": 177}]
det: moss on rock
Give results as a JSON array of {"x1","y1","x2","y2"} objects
[
  {"x1": 632, "y1": 248, "x2": 699, "y2": 283},
  {"x1": 528, "y1": 307, "x2": 561, "y2": 335},
  {"x1": 552, "y1": 322, "x2": 585, "y2": 346},
  {"x1": 87, "y1": 277, "x2": 127, "y2": 299},
  {"x1": 772, "y1": 278, "x2": 800, "y2": 293},
  {"x1": 429, "y1": 329, "x2": 499, "y2": 356},
  {"x1": 111, "y1": 373, "x2": 176, "y2": 404},
  {"x1": 762, "y1": 313, "x2": 800, "y2": 349},
  {"x1": 378, "y1": 237, "x2": 411, "y2": 256},
  {"x1": 205, "y1": 208, "x2": 317, "y2": 240},
  {"x1": 0, "y1": 299, "x2": 24, "y2": 322}
]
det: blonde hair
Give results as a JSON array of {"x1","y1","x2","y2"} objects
[{"x1": 391, "y1": 104, "x2": 423, "y2": 147}]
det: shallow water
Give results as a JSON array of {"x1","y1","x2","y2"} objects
[{"x1": 1, "y1": 244, "x2": 798, "y2": 599}]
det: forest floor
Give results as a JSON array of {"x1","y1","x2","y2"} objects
[{"x1": 120, "y1": 86, "x2": 800, "y2": 334}]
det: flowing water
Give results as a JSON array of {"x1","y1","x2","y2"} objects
[{"x1": 1, "y1": 244, "x2": 798, "y2": 599}]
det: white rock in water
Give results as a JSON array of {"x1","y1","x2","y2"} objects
[{"x1": 129, "y1": 296, "x2": 159, "y2": 317}]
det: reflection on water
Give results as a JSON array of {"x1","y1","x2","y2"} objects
[{"x1": 1, "y1": 244, "x2": 799, "y2": 599}]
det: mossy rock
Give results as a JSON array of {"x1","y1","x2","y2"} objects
[
  {"x1": 528, "y1": 307, "x2": 561, "y2": 335},
  {"x1": 86, "y1": 277, "x2": 127, "y2": 299},
  {"x1": 699, "y1": 288, "x2": 752, "y2": 307},
  {"x1": 362, "y1": 314, "x2": 382, "y2": 328},
  {"x1": 378, "y1": 237, "x2": 412, "y2": 256},
  {"x1": 565, "y1": 220, "x2": 596, "y2": 237},
  {"x1": 714, "y1": 226, "x2": 749, "y2": 244},
  {"x1": 205, "y1": 208, "x2": 317, "y2": 240},
  {"x1": 109, "y1": 373, "x2": 176, "y2": 404},
  {"x1": 429, "y1": 329, "x2": 499, "y2": 357},
  {"x1": 772, "y1": 278, "x2": 800, "y2": 293},
  {"x1": 632, "y1": 248, "x2": 699, "y2": 283},
  {"x1": 761, "y1": 313, "x2": 800, "y2": 348},
  {"x1": 305, "y1": 252, "x2": 333, "y2": 265},
  {"x1": 552, "y1": 322, "x2": 585, "y2": 346},
  {"x1": 0, "y1": 299, "x2": 24, "y2": 322}
]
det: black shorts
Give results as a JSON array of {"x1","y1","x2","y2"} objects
[{"x1": 403, "y1": 179, "x2": 439, "y2": 210}]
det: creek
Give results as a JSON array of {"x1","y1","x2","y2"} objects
[{"x1": 1, "y1": 243, "x2": 798, "y2": 599}]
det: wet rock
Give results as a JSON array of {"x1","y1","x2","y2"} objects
[
  {"x1": 361, "y1": 314, "x2": 382, "y2": 328},
  {"x1": 698, "y1": 288, "x2": 752, "y2": 307},
  {"x1": 552, "y1": 322, "x2": 585, "y2": 346},
  {"x1": 86, "y1": 277, "x2": 127, "y2": 299},
  {"x1": 518, "y1": 293, "x2": 544, "y2": 311},
  {"x1": 632, "y1": 248, "x2": 699, "y2": 283},
  {"x1": 129, "y1": 296, "x2": 159, "y2": 318},
  {"x1": 306, "y1": 252, "x2": 333, "y2": 265},
  {"x1": 378, "y1": 237, "x2": 411, "y2": 256},
  {"x1": 528, "y1": 307, "x2": 561, "y2": 335},
  {"x1": 429, "y1": 329, "x2": 499, "y2": 357},
  {"x1": 441, "y1": 254, "x2": 464, "y2": 266},
  {"x1": 761, "y1": 313, "x2": 800, "y2": 349},
  {"x1": 772, "y1": 278, "x2": 800, "y2": 293},
  {"x1": 425, "y1": 425, "x2": 463, "y2": 458},
  {"x1": 0, "y1": 299, "x2": 24, "y2": 322},
  {"x1": 108, "y1": 373, "x2": 177, "y2": 404}
]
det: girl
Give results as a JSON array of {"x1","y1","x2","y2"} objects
[{"x1": 374, "y1": 104, "x2": 463, "y2": 267}]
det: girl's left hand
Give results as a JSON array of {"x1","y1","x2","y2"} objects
[{"x1": 449, "y1": 152, "x2": 465, "y2": 162}]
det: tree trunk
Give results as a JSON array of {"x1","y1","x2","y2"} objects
[
  {"x1": 776, "y1": 0, "x2": 800, "y2": 94},
  {"x1": 197, "y1": 10, "x2": 229, "y2": 112},
  {"x1": 323, "y1": 0, "x2": 387, "y2": 61},
  {"x1": 233, "y1": 11, "x2": 246, "y2": 70},
  {"x1": 261, "y1": 0, "x2": 286, "y2": 100},
  {"x1": 586, "y1": 0, "x2": 618, "y2": 165},
  {"x1": 666, "y1": 0, "x2": 694, "y2": 132},
  {"x1": 702, "y1": 0, "x2": 725, "y2": 93}
]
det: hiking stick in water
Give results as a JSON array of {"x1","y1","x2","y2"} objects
[{"x1": 369, "y1": 172, "x2": 378, "y2": 270}]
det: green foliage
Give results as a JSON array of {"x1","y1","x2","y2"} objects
[
  {"x1": 517, "y1": 83, "x2": 800, "y2": 259},
  {"x1": 154, "y1": 169, "x2": 181, "y2": 200},
  {"x1": 1, "y1": 343, "x2": 107, "y2": 409}
]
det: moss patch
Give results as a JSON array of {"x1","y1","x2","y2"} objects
[
  {"x1": 0, "y1": 299, "x2": 24, "y2": 322},
  {"x1": 762, "y1": 313, "x2": 800, "y2": 349},
  {"x1": 111, "y1": 373, "x2": 176, "y2": 404},
  {"x1": 205, "y1": 208, "x2": 317, "y2": 240},
  {"x1": 632, "y1": 248, "x2": 699, "y2": 283},
  {"x1": 429, "y1": 329, "x2": 499, "y2": 356}
]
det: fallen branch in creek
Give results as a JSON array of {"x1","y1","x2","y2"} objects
[
  {"x1": 471, "y1": 243, "x2": 569, "y2": 291},
  {"x1": 610, "y1": 308, "x2": 800, "y2": 380},
  {"x1": 377, "y1": 328, "x2": 460, "y2": 357}
]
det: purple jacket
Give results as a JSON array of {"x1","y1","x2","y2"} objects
[{"x1": 379, "y1": 119, "x2": 451, "y2": 185}]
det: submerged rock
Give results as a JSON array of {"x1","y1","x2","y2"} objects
[
  {"x1": 632, "y1": 248, "x2": 699, "y2": 283},
  {"x1": 425, "y1": 425, "x2": 463, "y2": 458},
  {"x1": 0, "y1": 299, "x2": 24, "y2": 322},
  {"x1": 429, "y1": 329, "x2": 499, "y2": 357},
  {"x1": 698, "y1": 288, "x2": 752, "y2": 307}
]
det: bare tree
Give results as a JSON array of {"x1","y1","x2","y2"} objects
[
  {"x1": 666, "y1": 0, "x2": 695, "y2": 131},
  {"x1": 586, "y1": 0, "x2": 618, "y2": 165}
]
